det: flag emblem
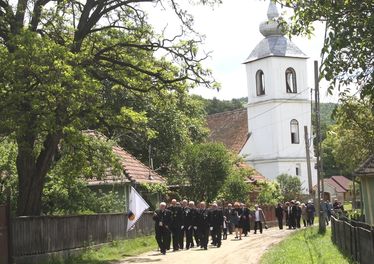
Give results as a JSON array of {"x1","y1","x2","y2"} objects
[{"x1": 128, "y1": 210, "x2": 136, "y2": 221}]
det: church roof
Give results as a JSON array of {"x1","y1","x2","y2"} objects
[
  {"x1": 244, "y1": 1, "x2": 307, "y2": 63},
  {"x1": 244, "y1": 36, "x2": 308, "y2": 63},
  {"x1": 206, "y1": 108, "x2": 249, "y2": 154}
]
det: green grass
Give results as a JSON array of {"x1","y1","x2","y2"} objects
[
  {"x1": 261, "y1": 227, "x2": 355, "y2": 264},
  {"x1": 49, "y1": 235, "x2": 157, "y2": 264}
]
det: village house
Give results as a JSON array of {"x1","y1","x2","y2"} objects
[
  {"x1": 85, "y1": 130, "x2": 165, "y2": 210},
  {"x1": 320, "y1": 176, "x2": 353, "y2": 203}
]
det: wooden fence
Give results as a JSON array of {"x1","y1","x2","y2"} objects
[
  {"x1": 11, "y1": 212, "x2": 154, "y2": 258},
  {"x1": 331, "y1": 216, "x2": 374, "y2": 264}
]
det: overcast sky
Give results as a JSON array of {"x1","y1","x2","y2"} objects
[{"x1": 145, "y1": 0, "x2": 339, "y2": 102}]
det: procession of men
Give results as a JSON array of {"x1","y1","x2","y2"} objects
[{"x1": 153, "y1": 199, "x2": 267, "y2": 255}]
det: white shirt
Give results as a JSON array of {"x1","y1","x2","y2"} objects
[{"x1": 255, "y1": 210, "x2": 260, "y2": 221}]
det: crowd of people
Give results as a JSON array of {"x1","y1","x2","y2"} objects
[
  {"x1": 152, "y1": 199, "x2": 267, "y2": 255},
  {"x1": 152, "y1": 198, "x2": 346, "y2": 255},
  {"x1": 274, "y1": 198, "x2": 346, "y2": 230}
]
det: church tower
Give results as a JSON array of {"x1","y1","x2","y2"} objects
[{"x1": 240, "y1": 1, "x2": 317, "y2": 192}]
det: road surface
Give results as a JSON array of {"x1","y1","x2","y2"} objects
[{"x1": 120, "y1": 227, "x2": 294, "y2": 264}]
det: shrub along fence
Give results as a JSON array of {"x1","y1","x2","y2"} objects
[
  {"x1": 331, "y1": 215, "x2": 374, "y2": 264},
  {"x1": 11, "y1": 212, "x2": 154, "y2": 263}
]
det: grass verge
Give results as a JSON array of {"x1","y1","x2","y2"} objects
[
  {"x1": 50, "y1": 235, "x2": 157, "y2": 264},
  {"x1": 261, "y1": 227, "x2": 355, "y2": 264}
]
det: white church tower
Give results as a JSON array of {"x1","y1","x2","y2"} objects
[{"x1": 240, "y1": 1, "x2": 317, "y2": 192}]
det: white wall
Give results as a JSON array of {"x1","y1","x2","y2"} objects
[{"x1": 241, "y1": 56, "x2": 317, "y2": 192}]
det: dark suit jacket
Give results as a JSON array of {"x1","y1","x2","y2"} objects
[{"x1": 153, "y1": 209, "x2": 172, "y2": 228}]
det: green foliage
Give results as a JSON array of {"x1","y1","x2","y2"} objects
[
  {"x1": 116, "y1": 91, "x2": 208, "y2": 177},
  {"x1": 261, "y1": 227, "x2": 352, "y2": 264},
  {"x1": 0, "y1": 0, "x2": 218, "y2": 215},
  {"x1": 276, "y1": 174, "x2": 303, "y2": 202},
  {"x1": 42, "y1": 132, "x2": 124, "y2": 215},
  {"x1": 322, "y1": 97, "x2": 374, "y2": 176},
  {"x1": 0, "y1": 137, "x2": 18, "y2": 206},
  {"x1": 217, "y1": 167, "x2": 253, "y2": 203},
  {"x1": 194, "y1": 95, "x2": 247, "y2": 115},
  {"x1": 52, "y1": 235, "x2": 157, "y2": 264},
  {"x1": 256, "y1": 180, "x2": 283, "y2": 206},
  {"x1": 276, "y1": 0, "x2": 374, "y2": 101},
  {"x1": 139, "y1": 183, "x2": 168, "y2": 196},
  {"x1": 179, "y1": 143, "x2": 233, "y2": 203}
]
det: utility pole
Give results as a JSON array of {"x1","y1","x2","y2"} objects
[
  {"x1": 314, "y1": 60, "x2": 326, "y2": 233},
  {"x1": 304, "y1": 126, "x2": 313, "y2": 199}
]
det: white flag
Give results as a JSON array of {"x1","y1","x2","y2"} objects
[{"x1": 126, "y1": 186, "x2": 150, "y2": 231}]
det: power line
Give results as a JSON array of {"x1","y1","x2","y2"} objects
[{"x1": 247, "y1": 87, "x2": 311, "y2": 121}]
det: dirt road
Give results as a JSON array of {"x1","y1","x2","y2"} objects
[{"x1": 120, "y1": 227, "x2": 294, "y2": 264}]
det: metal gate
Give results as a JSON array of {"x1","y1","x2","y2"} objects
[{"x1": 0, "y1": 204, "x2": 9, "y2": 264}]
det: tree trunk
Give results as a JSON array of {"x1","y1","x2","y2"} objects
[{"x1": 16, "y1": 132, "x2": 61, "y2": 216}]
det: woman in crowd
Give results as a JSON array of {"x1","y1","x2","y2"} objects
[{"x1": 233, "y1": 202, "x2": 242, "y2": 240}]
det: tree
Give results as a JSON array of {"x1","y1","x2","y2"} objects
[
  {"x1": 216, "y1": 167, "x2": 253, "y2": 204},
  {"x1": 322, "y1": 97, "x2": 374, "y2": 176},
  {"x1": 109, "y1": 90, "x2": 208, "y2": 177},
  {"x1": 256, "y1": 180, "x2": 283, "y2": 206},
  {"x1": 276, "y1": 0, "x2": 374, "y2": 100},
  {"x1": 180, "y1": 143, "x2": 232, "y2": 203},
  {"x1": 276, "y1": 174, "x2": 302, "y2": 201},
  {"x1": 0, "y1": 0, "x2": 218, "y2": 215},
  {"x1": 0, "y1": 137, "x2": 18, "y2": 206}
]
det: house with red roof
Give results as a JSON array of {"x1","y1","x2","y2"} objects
[
  {"x1": 320, "y1": 176, "x2": 353, "y2": 203},
  {"x1": 84, "y1": 130, "x2": 165, "y2": 210}
]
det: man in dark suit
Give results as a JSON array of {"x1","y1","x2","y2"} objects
[
  {"x1": 241, "y1": 203, "x2": 251, "y2": 236},
  {"x1": 209, "y1": 202, "x2": 223, "y2": 247},
  {"x1": 284, "y1": 202, "x2": 290, "y2": 228},
  {"x1": 290, "y1": 200, "x2": 297, "y2": 229},
  {"x1": 181, "y1": 200, "x2": 195, "y2": 250},
  {"x1": 275, "y1": 203, "x2": 284, "y2": 229},
  {"x1": 153, "y1": 202, "x2": 171, "y2": 255},
  {"x1": 197, "y1": 201, "x2": 210, "y2": 250},
  {"x1": 168, "y1": 199, "x2": 183, "y2": 251}
]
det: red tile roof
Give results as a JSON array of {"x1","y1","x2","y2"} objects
[
  {"x1": 324, "y1": 178, "x2": 346, "y2": 193},
  {"x1": 238, "y1": 162, "x2": 266, "y2": 183},
  {"x1": 84, "y1": 130, "x2": 165, "y2": 185},
  {"x1": 112, "y1": 146, "x2": 165, "y2": 184},
  {"x1": 206, "y1": 108, "x2": 249, "y2": 154},
  {"x1": 331, "y1": 176, "x2": 352, "y2": 191}
]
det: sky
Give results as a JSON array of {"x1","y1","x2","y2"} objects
[{"x1": 145, "y1": 0, "x2": 340, "y2": 103}]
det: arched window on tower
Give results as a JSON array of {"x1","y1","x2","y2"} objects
[
  {"x1": 256, "y1": 70, "x2": 265, "y2": 96},
  {"x1": 285, "y1": 68, "x2": 297, "y2": 93},
  {"x1": 290, "y1": 119, "x2": 299, "y2": 144}
]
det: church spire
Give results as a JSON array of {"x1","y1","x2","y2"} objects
[{"x1": 259, "y1": 1, "x2": 285, "y2": 37}]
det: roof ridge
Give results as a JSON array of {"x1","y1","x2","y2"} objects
[
  {"x1": 330, "y1": 176, "x2": 349, "y2": 191},
  {"x1": 207, "y1": 108, "x2": 247, "y2": 118}
]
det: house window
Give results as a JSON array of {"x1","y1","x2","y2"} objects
[
  {"x1": 296, "y1": 163, "x2": 301, "y2": 176},
  {"x1": 256, "y1": 70, "x2": 265, "y2": 96},
  {"x1": 285, "y1": 68, "x2": 297, "y2": 93},
  {"x1": 290, "y1": 119, "x2": 300, "y2": 144}
]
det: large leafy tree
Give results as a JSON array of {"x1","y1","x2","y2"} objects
[
  {"x1": 0, "y1": 0, "x2": 218, "y2": 215},
  {"x1": 276, "y1": 0, "x2": 374, "y2": 100},
  {"x1": 106, "y1": 90, "x2": 208, "y2": 176},
  {"x1": 276, "y1": 173, "x2": 302, "y2": 202},
  {"x1": 180, "y1": 142, "x2": 232, "y2": 203},
  {"x1": 322, "y1": 97, "x2": 374, "y2": 176}
]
